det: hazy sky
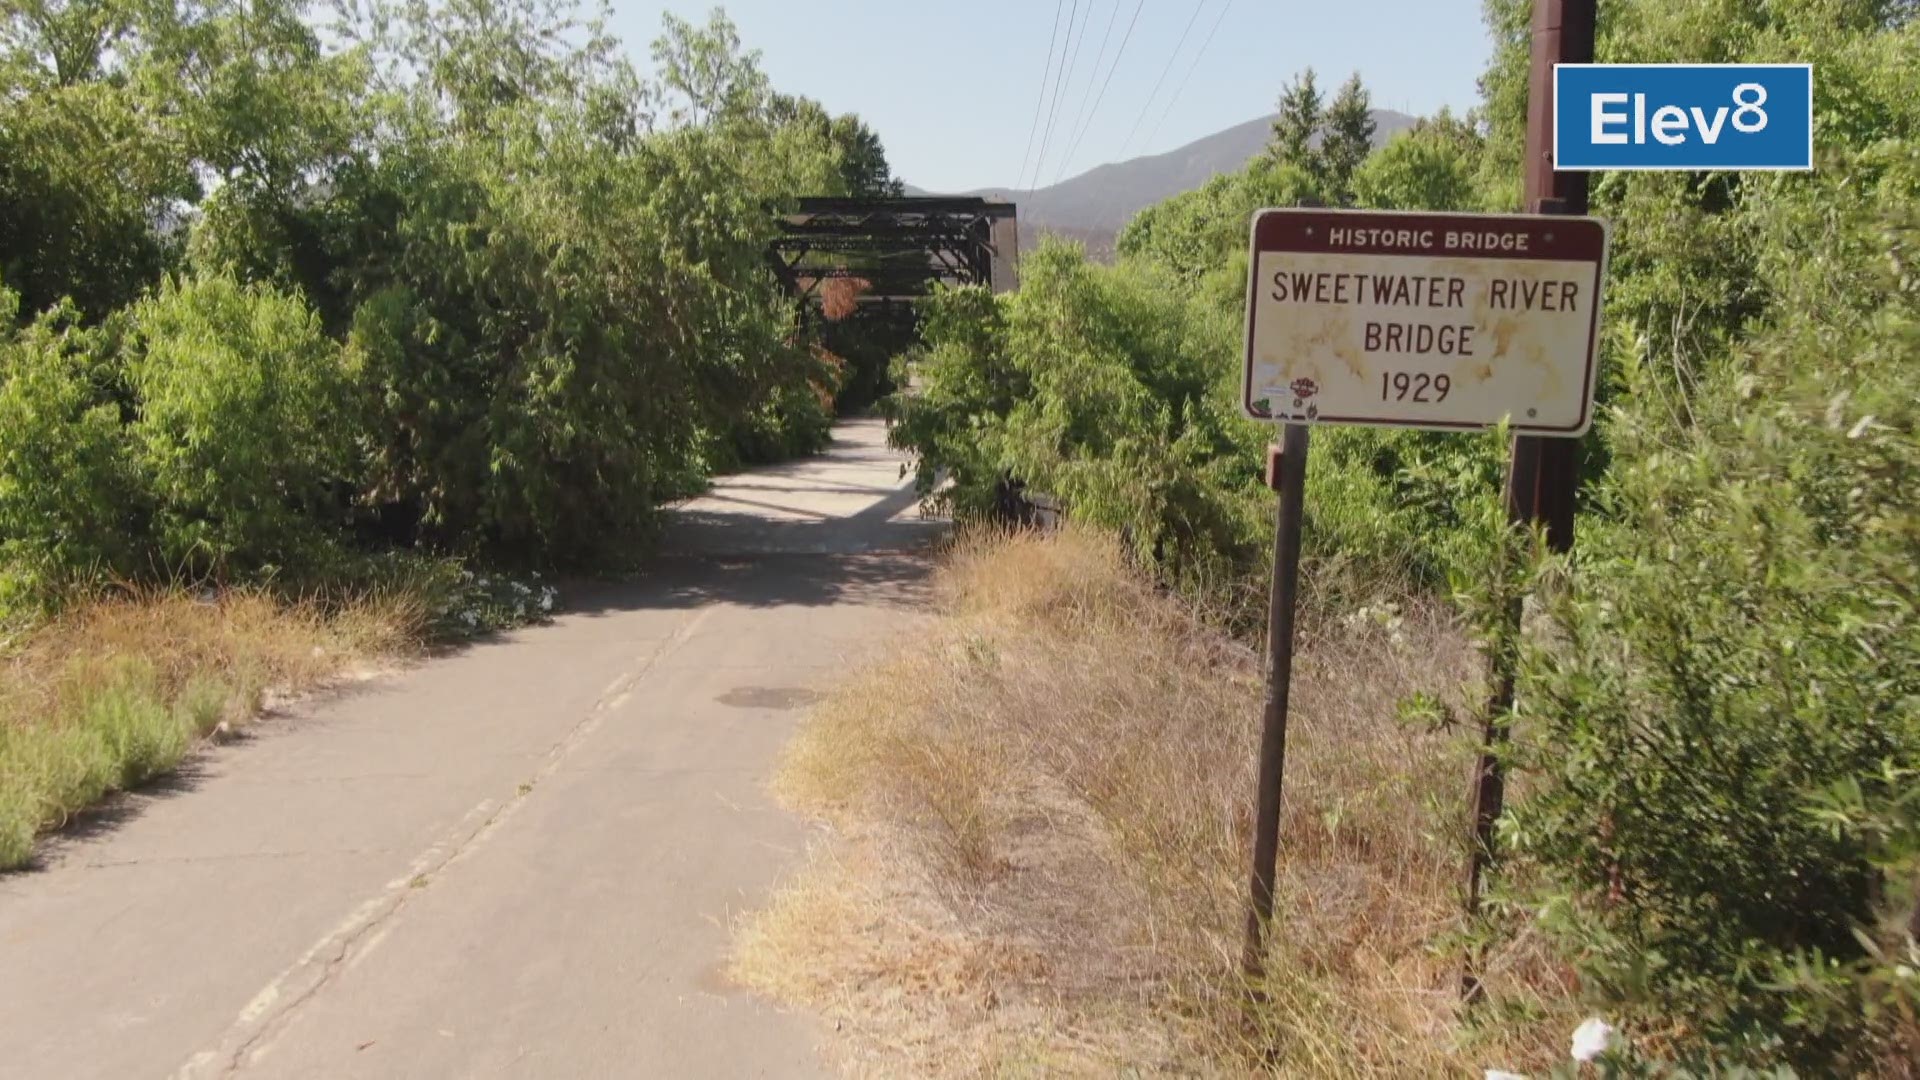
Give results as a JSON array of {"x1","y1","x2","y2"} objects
[{"x1": 604, "y1": 1, "x2": 1494, "y2": 193}]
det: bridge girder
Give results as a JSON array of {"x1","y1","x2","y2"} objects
[{"x1": 769, "y1": 197, "x2": 1018, "y2": 306}]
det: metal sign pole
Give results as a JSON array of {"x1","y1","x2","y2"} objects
[
  {"x1": 1242, "y1": 421, "x2": 1311, "y2": 986},
  {"x1": 1460, "y1": 0, "x2": 1595, "y2": 1006}
]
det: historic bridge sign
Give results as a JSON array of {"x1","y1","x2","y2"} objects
[{"x1": 1242, "y1": 208, "x2": 1609, "y2": 436}]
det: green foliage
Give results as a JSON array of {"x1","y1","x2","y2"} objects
[
  {"x1": 297, "y1": 3, "x2": 856, "y2": 561},
  {"x1": 0, "y1": 0, "x2": 358, "y2": 321},
  {"x1": 891, "y1": 240, "x2": 1505, "y2": 619},
  {"x1": 1269, "y1": 68, "x2": 1324, "y2": 181},
  {"x1": 1503, "y1": 139, "x2": 1920, "y2": 1071},
  {"x1": 886, "y1": 284, "x2": 1022, "y2": 520},
  {"x1": 0, "y1": 81, "x2": 189, "y2": 319},
  {"x1": 125, "y1": 273, "x2": 355, "y2": 572},
  {"x1": 1263, "y1": 66, "x2": 1377, "y2": 206},
  {"x1": 1055, "y1": 77, "x2": 1514, "y2": 611},
  {"x1": 771, "y1": 93, "x2": 904, "y2": 199},
  {"x1": 1117, "y1": 159, "x2": 1316, "y2": 282},
  {"x1": 1319, "y1": 73, "x2": 1377, "y2": 199},
  {"x1": 1457, "y1": 2, "x2": 1920, "y2": 1067},
  {"x1": 1473, "y1": 0, "x2": 1531, "y2": 211},
  {"x1": 984, "y1": 246, "x2": 1263, "y2": 587},
  {"x1": 0, "y1": 0, "x2": 900, "y2": 612},
  {"x1": 1352, "y1": 112, "x2": 1485, "y2": 212},
  {"x1": 0, "y1": 287, "x2": 143, "y2": 616}
]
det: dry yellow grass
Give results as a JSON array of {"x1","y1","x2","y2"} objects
[
  {"x1": 0, "y1": 584, "x2": 425, "y2": 869},
  {"x1": 733, "y1": 526, "x2": 1577, "y2": 1077}
]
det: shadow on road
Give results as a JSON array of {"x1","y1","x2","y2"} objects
[
  {"x1": 5, "y1": 421, "x2": 943, "y2": 875},
  {"x1": 21, "y1": 757, "x2": 222, "y2": 872},
  {"x1": 562, "y1": 548, "x2": 939, "y2": 621}
]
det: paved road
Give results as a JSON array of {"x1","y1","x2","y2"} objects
[{"x1": 0, "y1": 419, "x2": 939, "y2": 1079}]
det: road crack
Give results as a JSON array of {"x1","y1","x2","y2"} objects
[{"x1": 174, "y1": 606, "x2": 716, "y2": 1078}]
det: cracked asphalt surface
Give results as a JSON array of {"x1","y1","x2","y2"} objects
[{"x1": 0, "y1": 419, "x2": 941, "y2": 1079}]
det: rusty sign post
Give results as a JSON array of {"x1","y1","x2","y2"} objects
[
  {"x1": 1242, "y1": 421, "x2": 1310, "y2": 984},
  {"x1": 1237, "y1": 205, "x2": 1608, "y2": 992}
]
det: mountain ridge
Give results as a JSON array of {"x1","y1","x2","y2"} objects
[{"x1": 907, "y1": 109, "x2": 1415, "y2": 256}]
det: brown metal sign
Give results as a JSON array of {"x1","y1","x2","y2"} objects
[{"x1": 1242, "y1": 208, "x2": 1609, "y2": 436}]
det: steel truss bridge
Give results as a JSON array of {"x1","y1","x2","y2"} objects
[{"x1": 768, "y1": 197, "x2": 1018, "y2": 308}]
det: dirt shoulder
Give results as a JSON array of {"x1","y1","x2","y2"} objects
[{"x1": 733, "y1": 527, "x2": 1577, "y2": 1077}]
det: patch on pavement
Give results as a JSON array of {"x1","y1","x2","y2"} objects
[{"x1": 716, "y1": 686, "x2": 821, "y2": 710}]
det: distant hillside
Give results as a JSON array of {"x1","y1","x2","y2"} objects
[{"x1": 908, "y1": 109, "x2": 1414, "y2": 257}]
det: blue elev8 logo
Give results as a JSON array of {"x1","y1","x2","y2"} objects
[{"x1": 1554, "y1": 64, "x2": 1812, "y2": 171}]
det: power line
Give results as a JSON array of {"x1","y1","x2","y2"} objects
[
  {"x1": 1117, "y1": 0, "x2": 1211, "y2": 160},
  {"x1": 1026, "y1": 0, "x2": 1085, "y2": 191},
  {"x1": 1022, "y1": 0, "x2": 1080, "y2": 190},
  {"x1": 1052, "y1": 0, "x2": 1123, "y2": 186},
  {"x1": 1142, "y1": 0, "x2": 1234, "y2": 153},
  {"x1": 1014, "y1": 0, "x2": 1068, "y2": 195},
  {"x1": 1056, "y1": 0, "x2": 1148, "y2": 182}
]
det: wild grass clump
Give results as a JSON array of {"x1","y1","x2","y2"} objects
[
  {"x1": 0, "y1": 584, "x2": 424, "y2": 870},
  {"x1": 738, "y1": 526, "x2": 1572, "y2": 1076}
]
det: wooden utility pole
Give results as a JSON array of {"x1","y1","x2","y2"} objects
[
  {"x1": 1512, "y1": 0, "x2": 1594, "y2": 547},
  {"x1": 1461, "y1": 0, "x2": 1596, "y2": 1004}
]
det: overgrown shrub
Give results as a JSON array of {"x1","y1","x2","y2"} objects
[
  {"x1": 891, "y1": 245, "x2": 1278, "y2": 610},
  {"x1": 725, "y1": 346, "x2": 843, "y2": 466},
  {"x1": 0, "y1": 287, "x2": 144, "y2": 619},
  {"x1": 891, "y1": 243, "x2": 1508, "y2": 615},
  {"x1": 1497, "y1": 145, "x2": 1920, "y2": 1073},
  {"x1": 0, "y1": 1, "x2": 906, "y2": 611},
  {"x1": 124, "y1": 273, "x2": 356, "y2": 573}
]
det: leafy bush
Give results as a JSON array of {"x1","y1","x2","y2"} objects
[
  {"x1": 0, "y1": 287, "x2": 144, "y2": 618},
  {"x1": 124, "y1": 274, "x2": 356, "y2": 573},
  {"x1": 894, "y1": 247, "x2": 1507, "y2": 612},
  {"x1": 892, "y1": 244, "x2": 1274, "y2": 610},
  {"x1": 3, "y1": 1, "x2": 900, "y2": 602},
  {"x1": 1424, "y1": 4, "x2": 1920, "y2": 1068},
  {"x1": 1498, "y1": 144, "x2": 1920, "y2": 1072},
  {"x1": 725, "y1": 347, "x2": 843, "y2": 466},
  {"x1": 1351, "y1": 112, "x2": 1484, "y2": 212}
]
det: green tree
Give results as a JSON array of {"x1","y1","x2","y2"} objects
[
  {"x1": 650, "y1": 9, "x2": 770, "y2": 129},
  {"x1": 1319, "y1": 72, "x2": 1376, "y2": 199},
  {"x1": 0, "y1": 84, "x2": 189, "y2": 319},
  {"x1": 1472, "y1": 0, "x2": 1530, "y2": 211},
  {"x1": 1268, "y1": 67, "x2": 1322, "y2": 178},
  {"x1": 0, "y1": 0, "x2": 190, "y2": 319},
  {"x1": 0, "y1": 0, "x2": 138, "y2": 87},
  {"x1": 0, "y1": 0, "x2": 360, "y2": 320},
  {"x1": 829, "y1": 114, "x2": 903, "y2": 198},
  {"x1": 1351, "y1": 111, "x2": 1482, "y2": 211}
]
